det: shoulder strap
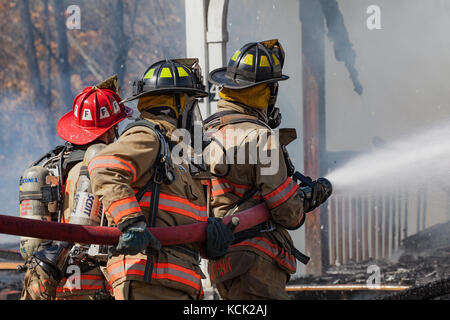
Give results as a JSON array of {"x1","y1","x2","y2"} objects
[
  {"x1": 122, "y1": 118, "x2": 175, "y2": 201},
  {"x1": 125, "y1": 118, "x2": 177, "y2": 283},
  {"x1": 123, "y1": 118, "x2": 177, "y2": 283},
  {"x1": 32, "y1": 145, "x2": 66, "y2": 166},
  {"x1": 204, "y1": 111, "x2": 271, "y2": 130},
  {"x1": 122, "y1": 118, "x2": 163, "y2": 137},
  {"x1": 63, "y1": 148, "x2": 86, "y2": 172}
]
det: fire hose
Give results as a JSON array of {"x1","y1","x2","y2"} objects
[{"x1": 0, "y1": 203, "x2": 270, "y2": 246}]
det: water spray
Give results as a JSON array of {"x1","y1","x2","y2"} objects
[{"x1": 324, "y1": 120, "x2": 450, "y2": 197}]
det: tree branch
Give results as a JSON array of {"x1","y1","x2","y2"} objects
[{"x1": 66, "y1": 32, "x2": 106, "y2": 82}]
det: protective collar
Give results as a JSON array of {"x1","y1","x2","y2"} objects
[
  {"x1": 137, "y1": 94, "x2": 187, "y2": 117},
  {"x1": 218, "y1": 83, "x2": 270, "y2": 110},
  {"x1": 217, "y1": 99, "x2": 269, "y2": 124}
]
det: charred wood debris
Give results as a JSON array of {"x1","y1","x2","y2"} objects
[{"x1": 288, "y1": 221, "x2": 450, "y2": 299}]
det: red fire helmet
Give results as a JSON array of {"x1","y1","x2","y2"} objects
[{"x1": 57, "y1": 86, "x2": 133, "y2": 145}]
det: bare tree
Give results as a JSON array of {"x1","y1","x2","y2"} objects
[
  {"x1": 44, "y1": 0, "x2": 51, "y2": 109},
  {"x1": 53, "y1": 0, "x2": 73, "y2": 108},
  {"x1": 112, "y1": 0, "x2": 141, "y2": 88},
  {"x1": 18, "y1": 0, "x2": 45, "y2": 108},
  {"x1": 112, "y1": 0, "x2": 127, "y2": 88}
]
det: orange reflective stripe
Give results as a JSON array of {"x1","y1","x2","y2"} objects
[
  {"x1": 263, "y1": 177, "x2": 299, "y2": 209},
  {"x1": 88, "y1": 156, "x2": 137, "y2": 183},
  {"x1": 106, "y1": 259, "x2": 202, "y2": 291},
  {"x1": 109, "y1": 269, "x2": 145, "y2": 284},
  {"x1": 211, "y1": 179, "x2": 250, "y2": 189},
  {"x1": 107, "y1": 196, "x2": 141, "y2": 224},
  {"x1": 264, "y1": 177, "x2": 292, "y2": 199},
  {"x1": 57, "y1": 285, "x2": 104, "y2": 293},
  {"x1": 210, "y1": 178, "x2": 262, "y2": 199},
  {"x1": 57, "y1": 274, "x2": 105, "y2": 293},
  {"x1": 107, "y1": 258, "x2": 146, "y2": 284},
  {"x1": 65, "y1": 179, "x2": 72, "y2": 194},
  {"x1": 231, "y1": 236, "x2": 297, "y2": 272},
  {"x1": 153, "y1": 262, "x2": 202, "y2": 291},
  {"x1": 137, "y1": 191, "x2": 208, "y2": 222},
  {"x1": 161, "y1": 193, "x2": 207, "y2": 212}
]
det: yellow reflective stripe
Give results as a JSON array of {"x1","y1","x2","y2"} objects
[
  {"x1": 260, "y1": 55, "x2": 270, "y2": 67},
  {"x1": 231, "y1": 50, "x2": 241, "y2": 61},
  {"x1": 272, "y1": 54, "x2": 280, "y2": 66},
  {"x1": 144, "y1": 68, "x2": 155, "y2": 79},
  {"x1": 242, "y1": 54, "x2": 254, "y2": 66},
  {"x1": 160, "y1": 68, "x2": 173, "y2": 78},
  {"x1": 177, "y1": 67, "x2": 189, "y2": 77}
]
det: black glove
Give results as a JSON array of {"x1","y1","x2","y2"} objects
[
  {"x1": 112, "y1": 220, "x2": 161, "y2": 256},
  {"x1": 299, "y1": 177, "x2": 333, "y2": 213},
  {"x1": 205, "y1": 217, "x2": 240, "y2": 260}
]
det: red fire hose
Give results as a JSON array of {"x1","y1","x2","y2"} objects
[{"x1": 0, "y1": 203, "x2": 270, "y2": 246}]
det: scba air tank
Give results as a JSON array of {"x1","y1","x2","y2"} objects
[
  {"x1": 19, "y1": 166, "x2": 53, "y2": 260},
  {"x1": 69, "y1": 144, "x2": 106, "y2": 226}
]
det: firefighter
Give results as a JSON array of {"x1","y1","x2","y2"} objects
[
  {"x1": 88, "y1": 59, "x2": 237, "y2": 300},
  {"x1": 204, "y1": 39, "x2": 333, "y2": 300},
  {"x1": 20, "y1": 78, "x2": 131, "y2": 300}
]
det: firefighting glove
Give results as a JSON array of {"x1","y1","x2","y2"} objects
[
  {"x1": 112, "y1": 220, "x2": 161, "y2": 256},
  {"x1": 205, "y1": 217, "x2": 240, "y2": 260},
  {"x1": 299, "y1": 177, "x2": 333, "y2": 213}
]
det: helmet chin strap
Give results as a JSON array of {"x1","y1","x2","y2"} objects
[
  {"x1": 175, "y1": 93, "x2": 183, "y2": 128},
  {"x1": 114, "y1": 125, "x2": 120, "y2": 140},
  {"x1": 267, "y1": 83, "x2": 282, "y2": 129},
  {"x1": 268, "y1": 82, "x2": 279, "y2": 110}
]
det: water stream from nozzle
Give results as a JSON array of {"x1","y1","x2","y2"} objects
[{"x1": 325, "y1": 120, "x2": 450, "y2": 196}]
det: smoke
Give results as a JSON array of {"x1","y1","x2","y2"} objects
[
  {"x1": 324, "y1": 0, "x2": 450, "y2": 230},
  {"x1": 0, "y1": 95, "x2": 60, "y2": 243},
  {"x1": 326, "y1": 118, "x2": 450, "y2": 195},
  {"x1": 319, "y1": 0, "x2": 363, "y2": 95}
]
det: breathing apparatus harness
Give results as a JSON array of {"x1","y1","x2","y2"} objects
[
  {"x1": 119, "y1": 117, "x2": 179, "y2": 283},
  {"x1": 18, "y1": 143, "x2": 88, "y2": 277},
  {"x1": 20, "y1": 143, "x2": 87, "y2": 224},
  {"x1": 203, "y1": 109, "x2": 311, "y2": 265}
]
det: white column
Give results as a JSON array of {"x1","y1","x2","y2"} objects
[
  {"x1": 206, "y1": 0, "x2": 229, "y2": 114},
  {"x1": 185, "y1": 0, "x2": 210, "y2": 118}
]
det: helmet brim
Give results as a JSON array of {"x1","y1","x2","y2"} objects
[
  {"x1": 209, "y1": 67, "x2": 289, "y2": 89},
  {"x1": 56, "y1": 110, "x2": 127, "y2": 145},
  {"x1": 121, "y1": 87, "x2": 209, "y2": 104}
]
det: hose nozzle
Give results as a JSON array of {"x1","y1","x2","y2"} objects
[{"x1": 317, "y1": 177, "x2": 333, "y2": 198}]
